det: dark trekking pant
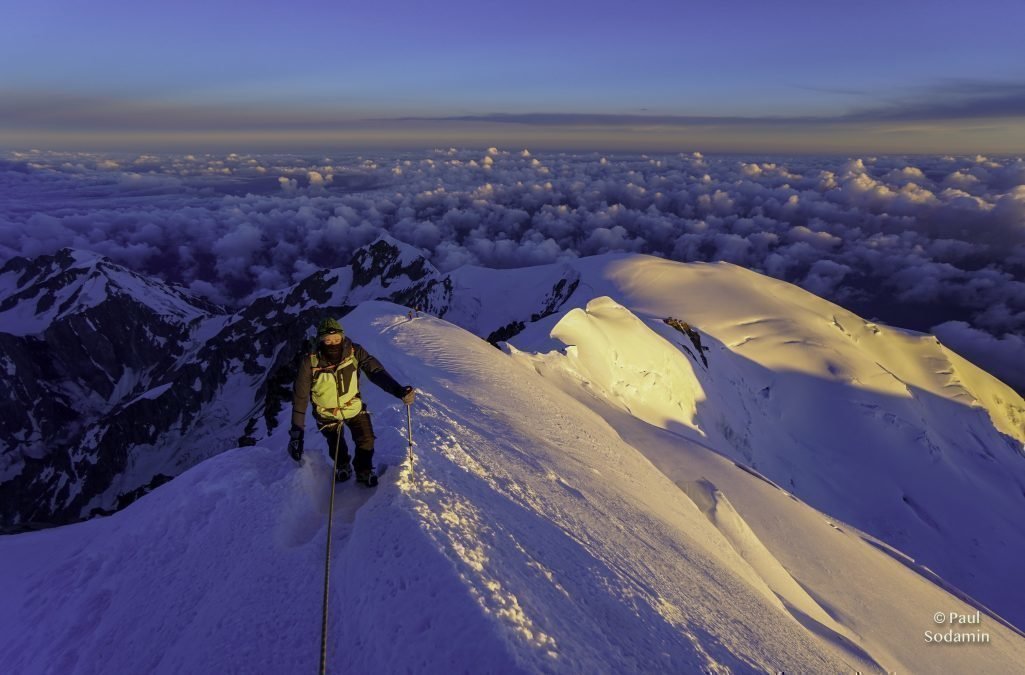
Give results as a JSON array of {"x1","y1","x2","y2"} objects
[{"x1": 318, "y1": 407, "x2": 376, "y2": 473}]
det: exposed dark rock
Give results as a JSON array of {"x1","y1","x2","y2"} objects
[
  {"x1": 393, "y1": 276, "x2": 453, "y2": 318},
  {"x1": 531, "y1": 276, "x2": 580, "y2": 322},
  {"x1": 351, "y1": 237, "x2": 432, "y2": 288},
  {"x1": 664, "y1": 317, "x2": 710, "y2": 367},
  {"x1": 487, "y1": 320, "x2": 526, "y2": 346}
]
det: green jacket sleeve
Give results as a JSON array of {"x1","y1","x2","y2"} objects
[
  {"x1": 353, "y1": 343, "x2": 406, "y2": 399},
  {"x1": 291, "y1": 355, "x2": 312, "y2": 429}
]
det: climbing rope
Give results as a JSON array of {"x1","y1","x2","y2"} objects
[
  {"x1": 319, "y1": 406, "x2": 413, "y2": 673},
  {"x1": 319, "y1": 423, "x2": 343, "y2": 675}
]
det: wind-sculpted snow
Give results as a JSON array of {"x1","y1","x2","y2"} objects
[
  {"x1": 2, "y1": 148, "x2": 1023, "y2": 393},
  {"x1": 4, "y1": 302, "x2": 1025, "y2": 673},
  {"x1": 510, "y1": 284, "x2": 1025, "y2": 634},
  {"x1": 549, "y1": 296, "x2": 705, "y2": 429}
]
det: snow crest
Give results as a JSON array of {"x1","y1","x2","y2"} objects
[
  {"x1": 549, "y1": 296, "x2": 704, "y2": 433},
  {"x1": 5, "y1": 285, "x2": 1025, "y2": 672}
]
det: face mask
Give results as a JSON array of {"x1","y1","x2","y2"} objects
[{"x1": 321, "y1": 341, "x2": 344, "y2": 362}]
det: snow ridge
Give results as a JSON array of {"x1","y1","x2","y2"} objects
[
  {"x1": 4, "y1": 302, "x2": 1024, "y2": 674},
  {"x1": 4, "y1": 249, "x2": 1025, "y2": 673}
]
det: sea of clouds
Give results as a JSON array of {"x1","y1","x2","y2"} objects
[{"x1": 1, "y1": 147, "x2": 1023, "y2": 393}]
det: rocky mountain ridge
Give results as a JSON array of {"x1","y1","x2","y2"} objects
[{"x1": 0, "y1": 235, "x2": 579, "y2": 530}]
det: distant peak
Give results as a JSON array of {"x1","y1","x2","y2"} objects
[
  {"x1": 55, "y1": 247, "x2": 105, "y2": 270},
  {"x1": 366, "y1": 232, "x2": 430, "y2": 265},
  {"x1": 351, "y1": 233, "x2": 439, "y2": 288}
]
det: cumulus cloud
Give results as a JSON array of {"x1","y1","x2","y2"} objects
[{"x1": 2, "y1": 147, "x2": 1024, "y2": 393}]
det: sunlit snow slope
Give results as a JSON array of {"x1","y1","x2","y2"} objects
[
  {"x1": 486, "y1": 254, "x2": 1025, "y2": 634},
  {"x1": 3, "y1": 300, "x2": 1024, "y2": 674}
]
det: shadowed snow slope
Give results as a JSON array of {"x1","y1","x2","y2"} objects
[{"x1": 2, "y1": 301, "x2": 1024, "y2": 673}]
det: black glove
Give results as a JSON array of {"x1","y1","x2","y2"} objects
[
  {"x1": 400, "y1": 386, "x2": 416, "y2": 406},
  {"x1": 287, "y1": 426, "x2": 304, "y2": 463}
]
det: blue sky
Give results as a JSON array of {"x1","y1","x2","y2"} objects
[{"x1": 2, "y1": 0, "x2": 1024, "y2": 152}]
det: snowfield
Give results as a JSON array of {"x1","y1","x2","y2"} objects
[{"x1": 3, "y1": 253, "x2": 1025, "y2": 673}]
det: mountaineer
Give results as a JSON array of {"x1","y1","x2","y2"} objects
[{"x1": 287, "y1": 318, "x2": 415, "y2": 486}]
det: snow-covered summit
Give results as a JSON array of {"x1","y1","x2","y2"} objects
[
  {"x1": 4, "y1": 245, "x2": 1025, "y2": 670},
  {"x1": 3, "y1": 301, "x2": 1023, "y2": 674}
]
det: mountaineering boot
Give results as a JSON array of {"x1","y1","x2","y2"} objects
[
  {"x1": 335, "y1": 464, "x2": 352, "y2": 482},
  {"x1": 356, "y1": 468, "x2": 378, "y2": 487}
]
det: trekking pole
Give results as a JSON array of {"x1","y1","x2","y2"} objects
[
  {"x1": 405, "y1": 403, "x2": 415, "y2": 479},
  {"x1": 320, "y1": 424, "x2": 343, "y2": 675}
]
